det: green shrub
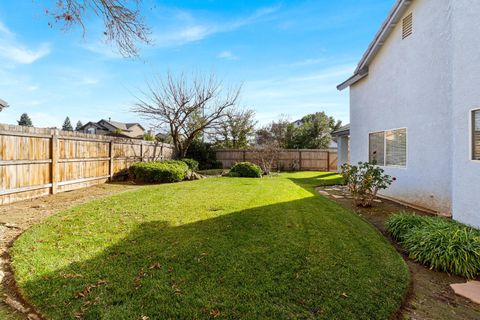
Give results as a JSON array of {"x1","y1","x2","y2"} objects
[
  {"x1": 211, "y1": 160, "x2": 223, "y2": 169},
  {"x1": 129, "y1": 161, "x2": 188, "y2": 183},
  {"x1": 229, "y1": 162, "x2": 262, "y2": 178},
  {"x1": 385, "y1": 212, "x2": 434, "y2": 242},
  {"x1": 185, "y1": 141, "x2": 218, "y2": 170},
  {"x1": 341, "y1": 162, "x2": 393, "y2": 207},
  {"x1": 181, "y1": 158, "x2": 199, "y2": 171},
  {"x1": 386, "y1": 212, "x2": 480, "y2": 278}
]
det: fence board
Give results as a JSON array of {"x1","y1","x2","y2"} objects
[
  {"x1": 216, "y1": 149, "x2": 337, "y2": 172},
  {"x1": 0, "y1": 123, "x2": 175, "y2": 205}
]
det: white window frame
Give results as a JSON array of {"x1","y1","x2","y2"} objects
[
  {"x1": 368, "y1": 127, "x2": 408, "y2": 169},
  {"x1": 471, "y1": 108, "x2": 480, "y2": 162}
]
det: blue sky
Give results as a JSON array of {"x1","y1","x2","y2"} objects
[{"x1": 0, "y1": 0, "x2": 395, "y2": 129}]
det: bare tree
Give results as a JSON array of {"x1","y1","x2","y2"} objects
[
  {"x1": 47, "y1": 0, "x2": 150, "y2": 57},
  {"x1": 252, "y1": 141, "x2": 281, "y2": 175},
  {"x1": 133, "y1": 72, "x2": 241, "y2": 158}
]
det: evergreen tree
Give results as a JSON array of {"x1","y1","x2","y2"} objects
[
  {"x1": 18, "y1": 113, "x2": 33, "y2": 127},
  {"x1": 62, "y1": 117, "x2": 74, "y2": 131},
  {"x1": 75, "y1": 120, "x2": 83, "y2": 131}
]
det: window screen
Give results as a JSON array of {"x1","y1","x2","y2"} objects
[
  {"x1": 369, "y1": 132, "x2": 385, "y2": 165},
  {"x1": 385, "y1": 128, "x2": 407, "y2": 166},
  {"x1": 473, "y1": 110, "x2": 480, "y2": 160}
]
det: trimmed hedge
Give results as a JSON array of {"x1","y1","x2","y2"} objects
[
  {"x1": 129, "y1": 160, "x2": 189, "y2": 183},
  {"x1": 386, "y1": 212, "x2": 480, "y2": 278},
  {"x1": 229, "y1": 162, "x2": 262, "y2": 178},
  {"x1": 181, "y1": 158, "x2": 199, "y2": 171}
]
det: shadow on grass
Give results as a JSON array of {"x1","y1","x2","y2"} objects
[
  {"x1": 288, "y1": 172, "x2": 344, "y2": 193},
  {"x1": 17, "y1": 194, "x2": 408, "y2": 320}
]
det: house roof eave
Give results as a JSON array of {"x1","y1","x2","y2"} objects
[{"x1": 337, "y1": 0, "x2": 413, "y2": 90}]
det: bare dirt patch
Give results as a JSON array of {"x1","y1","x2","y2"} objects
[
  {"x1": 318, "y1": 186, "x2": 480, "y2": 320},
  {"x1": 0, "y1": 183, "x2": 141, "y2": 320}
]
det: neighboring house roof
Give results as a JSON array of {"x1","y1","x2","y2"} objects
[
  {"x1": 79, "y1": 119, "x2": 144, "y2": 132},
  {"x1": 0, "y1": 98, "x2": 9, "y2": 110},
  {"x1": 78, "y1": 121, "x2": 105, "y2": 131},
  {"x1": 337, "y1": 0, "x2": 413, "y2": 90},
  {"x1": 100, "y1": 119, "x2": 145, "y2": 131},
  {"x1": 332, "y1": 124, "x2": 350, "y2": 137}
]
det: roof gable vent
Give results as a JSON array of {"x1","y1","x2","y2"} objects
[{"x1": 402, "y1": 13, "x2": 413, "y2": 39}]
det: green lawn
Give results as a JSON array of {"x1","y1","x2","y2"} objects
[{"x1": 11, "y1": 172, "x2": 408, "y2": 320}]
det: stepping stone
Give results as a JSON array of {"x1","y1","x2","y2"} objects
[
  {"x1": 331, "y1": 195, "x2": 345, "y2": 199},
  {"x1": 451, "y1": 281, "x2": 480, "y2": 304},
  {"x1": 318, "y1": 191, "x2": 330, "y2": 196}
]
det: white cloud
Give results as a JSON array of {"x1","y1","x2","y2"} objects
[
  {"x1": 217, "y1": 50, "x2": 238, "y2": 60},
  {"x1": 80, "y1": 41, "x2": 124, "y2": 59},
  {"x1": 243, "y1": 64, "x2": 354, "y2": 125},
  {"x1": 0, "y1": 21, "x2": 51, "y2": 64},
  {"x1": 153, "y1": 5, "x2": 281, "y2": 47}
]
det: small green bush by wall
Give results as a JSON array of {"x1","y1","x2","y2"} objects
[
  {"x1": 181, "y1": 158, "x2": 199, "y2": 171},
  {"x1": 229, "y1": 162, "x2": 262, "y2": 178},
  {"x1": 385, "y1": 212, "x2": 435, "y2": 242},
  {"x1": 129, "y1": 161, "x2": 189, "y2": 183},
  {"x1": 386, "y1": 212, "x2": 480, "y2": 278}
]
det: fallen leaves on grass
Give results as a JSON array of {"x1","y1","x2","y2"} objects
[
  {"x1": 149, "y1": 262, "x2": 161, "y2": 269},
  {"x1": 209, "y1": 309, "x2": 221, "y2": 318},
  {"x1": 134, "y1": 268, "x2": 146, "y2": 289},
  {"x1": 75, "y1": 279, "x2": 108, "y2": 299},
  {"x1": 62, "y1": 273, "x2": 83, "y2": 279}
]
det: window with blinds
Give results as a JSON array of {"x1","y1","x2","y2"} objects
[
  {"x1": 473, "y1": 110, "x2": 480, "y2": 160},
  {"x1": 369, "y1": 132, "x2": 385, "y2": 165},
  {"x1": 369, "y1": 128, "x2": 407, "y2": 167},
  {"x1": 386, "y1": 128, "x2": 407, "y2": 166}
]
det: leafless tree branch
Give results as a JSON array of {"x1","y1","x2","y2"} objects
[
  {"x1": 132, "y1": 72, "x2": 242, "y2": 158},
  {"x1": 47, "y1": 0, "x2": 150, "y2": 57}
]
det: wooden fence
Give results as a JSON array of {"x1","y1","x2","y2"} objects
[
  {"x1": 216, "y1": 149, "x2": 338, "y2": 172},
  {"x1": 0, "y1": 124, "x2": 175, "y2": 205}
]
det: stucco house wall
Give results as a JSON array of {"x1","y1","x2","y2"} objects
[
  {"x1": 349, "y1": 0, "x2": 453, "y2": 214},
  {"x1": 451, "y1": 0, "x2": 480, "y2": 228}
]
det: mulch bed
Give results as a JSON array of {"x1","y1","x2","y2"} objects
[{"x1": 317, "y1": 186, "x2": 480, "y2": 320}]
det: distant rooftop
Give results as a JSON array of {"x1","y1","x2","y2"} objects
[
  {"x1": 0, "y1": 98, "x2": 9, "y2": 110},
  {"x1": 332, "y1": 124, "x2": 350, "y2": 136}
]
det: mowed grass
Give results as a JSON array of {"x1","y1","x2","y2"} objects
[{"x1": 11, "y1": 172, "x2": 408, "y2": 320}]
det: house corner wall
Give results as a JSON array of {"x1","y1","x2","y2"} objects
[
  {"x1": 451, "y1": 0, "x2": 480, "y2": 228},
  {"x1": 349, "y1": 0, "x2": 453, "y2": 214}
]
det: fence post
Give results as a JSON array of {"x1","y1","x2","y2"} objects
[
  {"x1": 327, "y1": 151, "x2": 330, "y2": 172},
  {"x1": 298, "y1": 150, "x2": 302, "y2": 170},
  {"x1": 243, "y1": 150, "x2": 246, "y2": 162},
  {"x1": 51, "y1": 129, "x2": 59, "y2": 194},
  {"x1": 109, "y1": 140, "x2": 114, "y2": 181},
  {"x1": 140, "y1": 143, "x2": 144, "y2": 162}
]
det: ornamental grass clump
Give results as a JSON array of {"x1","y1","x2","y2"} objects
[
  {"x1": 386, "y1": 212, "x2": 480, "y2": 279},
  {"x1": 341, "y1": 162, "x2": 393, "y2": 207},
  {"x1": 385, "y1": 212, "x2": 434, "y2": 242}
]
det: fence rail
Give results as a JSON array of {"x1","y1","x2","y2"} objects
[
  {"x1": 0, "y1": 124, "x2": 175, "y2": 205},
  {"x1": 216, "y1": 149, "x2": 337, "y2": 172}
]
